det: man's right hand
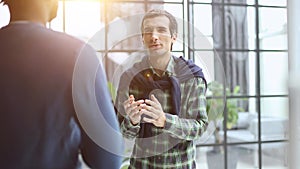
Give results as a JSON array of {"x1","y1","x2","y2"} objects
[{"x1": 123, "y1": 95, "x2": 144, "y2": 125}]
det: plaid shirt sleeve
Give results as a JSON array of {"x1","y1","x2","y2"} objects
[
  {"x1": 163, "y1": 77, "x2": 208, "y2": 140},
  {"x1": 120, "y1": 116, "x2": 140, "y2": 139}
]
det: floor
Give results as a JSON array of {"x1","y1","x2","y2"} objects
[
  {"x1": 196, "y1": 147, "x2": 288, "y2": 169},
  {"x1": 80, "y1": 146, "x2": 288, "y2": 169}
]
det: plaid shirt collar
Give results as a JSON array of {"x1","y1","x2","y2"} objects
[{"x1": 146, "y1": 55, "x2": 176, "y2": 77}]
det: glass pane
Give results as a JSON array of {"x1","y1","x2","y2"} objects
[
  {"x1": 205, "y1": 78, "x2": 258, "y2": 145},
  {"x1": 260, "y1": 97, "x2": 289, "y2": 141},
  {"x1": 104, "y1": 1, "x2": 146, "y2": 23},
  {"x1": 193, "y1": 0, "x2": 212, "y2": 3},
  {"x1": 194, "y1": 4, "x2": 212, "y2": 36},
  {"x1": 224, "y1": 0, "x2": 255, "y2": 5},
  {"x1": 149, "y1": 0, "x2": 183, "y2": 2},
  {"x1": 262, "y1": 143, "x2": 288, "y2": 168},
  {"x1": 129, "y1": 0, "x2": 183, "y2": 3},
  {"x1": 247, "y1": 7, "x2": 257, "y2": 50},
  {"x1": 196, "y1": 145, "x2": 259, "y2": 169},
  {"x1": 222, "y1": 98, "x2": 258, "y2": 143},
  {"x1": 107, "y1": 26, "x2": 143, "y2": 51},
  {"x1": 260, "y1": 52, "x2": 288, "y2": 95},
  {"x1": 145, "y1": 2, "x2": 182, "y2": 14},
  {"x1": 212, "y1": 5, "x2": 256, "y2": 50},
  {"x1": 193, "y1": 4, "x2": 214, "y2": 50},
  {"x1": 213, "y1": 52, "x2": 256, "y2": 96},
  {"x1": 65, "y1": 1, "x2": 102, "y2": 41},
  {"x1": 225, "y1": 98, "x2": 247, "y2": 128},
  {"x1": 259, "y1": 0, "x2": 287, "y2": 6},
  {"x1": 228, "y1": 145, "x2": 258, "y2": 169},
  {"x1": 259, "y1": 7, "x2": 287, "y2": 50},
  {"x1": 261, "y1": 97, "x2": 289, "y2": 118},
  {"x1": 164, "y1": 4, "x2": 184, "y2": 51},
  {"x1": 163, "y1": 4, "x2": 184, "y2": 24},
  {"x1": 195, "y1": 147, "x2": 209, "y2": 169},
  {"x1": 0, "y1": 4, "x2": 9, "y2": 28},
  {"x1": 194, "y1": 36, "x2": 214, "y2": 50},
  {"x1": 105, "y1": 52, "x2": 131, "y2": 83},
  {"x1": 199, "y1": 146, "x2": 225, "y2": 169},
  {"x1": 221, "y1": 6, "x2": 256, "y2": 50},
  {"x1": 248, "y1": 52, "x2": 257, "y2": 96},
  {"x1": 194, "y1": 0, "x2": 255, "y2": 5},
  {"x1": 92, "y1": 2, "x2": 146, "y2": 51},
  {"x1": 195, "y1": 51, "x2": 215, "y2": 83}
]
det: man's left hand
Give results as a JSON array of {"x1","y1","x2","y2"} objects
[{"x1": 140, "y1": 94, "x2": 166, "y2": 127}]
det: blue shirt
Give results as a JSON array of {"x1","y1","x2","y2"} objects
[{"x1": 0, "y1": 22, "x2": 123, "y2": 169}]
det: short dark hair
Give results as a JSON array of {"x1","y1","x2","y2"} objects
[
  {"x1": 141, "y1": 9, "x2": 178, "y2": 38},
  {"x1": 0, "y1": 0, "x2": 9, "y2": 5}
]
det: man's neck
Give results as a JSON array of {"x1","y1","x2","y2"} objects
[
  {"x1": 148, "y1": 54, "x2": 171, "y2": 73},
  {"x1": 8, "y1": 2, "x2": 48, "y2": 26}
]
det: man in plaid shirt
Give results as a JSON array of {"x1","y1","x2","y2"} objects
[{"x1": 115, "y1": 9, "x2": 208, "y2": 169}]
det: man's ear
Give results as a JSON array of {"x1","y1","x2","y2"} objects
[
  {"x1": 171, "y1": 34, "x2": 177, "y2": 42},
  {"x1": 142, "y1": 34, "x2": 145, "y2": 44}
]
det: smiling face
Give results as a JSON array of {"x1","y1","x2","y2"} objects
[{"x1": 142, "y1": 15, "x2": 177, "y2": 58}]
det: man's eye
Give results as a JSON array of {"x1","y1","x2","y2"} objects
[
  {"x1": 144, "y1": 28, "x2": 152, "y2": 33},
  {"x1": 157, "y1": 28, "x2": 167, "y2": 33}
]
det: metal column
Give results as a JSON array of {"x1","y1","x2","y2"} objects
[{"x1": 288, "y1": 0, "x2": 300, "y2": 168}]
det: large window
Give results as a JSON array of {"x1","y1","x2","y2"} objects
[{"x1": 0, "y1": 0, "x2": 288, "y2": 168}]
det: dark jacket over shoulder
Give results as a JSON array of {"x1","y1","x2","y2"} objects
[{"x1": 0, "y1": 23, "x2": 123, "y2": 169}]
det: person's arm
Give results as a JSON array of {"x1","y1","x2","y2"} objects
[
  {"x1": 163, "y1": 77, "x2": 208, "y2": 140},
  {"x1": 79, "y1": 125, "x2": 122, "y2": 169},
  {"x1": 72, "y1": 44, "x2": 123, "y2": 169}
]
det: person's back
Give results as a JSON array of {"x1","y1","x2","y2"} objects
[{"x1": 0, "y1": 0, "x2": 123, "y2": 168}]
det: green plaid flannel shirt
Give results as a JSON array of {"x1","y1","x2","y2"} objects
[{"x1": 116, "y1": 56, "x2": 208, "y2": 169}]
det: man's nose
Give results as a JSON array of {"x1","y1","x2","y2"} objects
[{"x1": 151, "y1": 30, "x2": 159, "y2": 41}]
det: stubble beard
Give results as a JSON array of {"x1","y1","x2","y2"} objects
[{"x1": 147, "y1": 48, "x2": 169, "y2": 60}]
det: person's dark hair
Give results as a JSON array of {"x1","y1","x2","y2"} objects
[
  {"x1": 0, "y1": 0, "x2": 9, "y2": 5},
  {"x1": 141, "y1": 9, "x2": 178, "y2": 38},
  {"x1": 0, "y1": 0, "x2": 13, "y2": 5}
]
